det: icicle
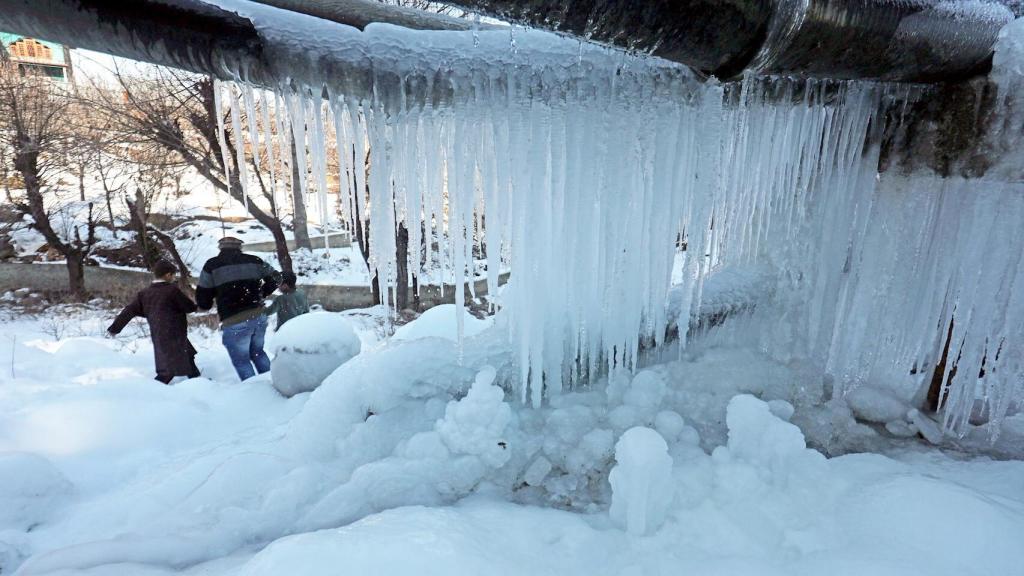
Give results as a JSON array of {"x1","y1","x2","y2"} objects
[
  {"x1": 228, "y1": 85, "x2": 250, "y2": 210},
  {"x1": 312, "y1": 95, "x2": 331, "y2": 253},
  {"x1": 243, "y1": 84, "x2": 262, "y2": 171},
  {"x1": 212, "y1": 80, "x2": 232, "y2": 201},
  {"x1": 261, "y1": 89, "x2": 278, "y2": 214}
]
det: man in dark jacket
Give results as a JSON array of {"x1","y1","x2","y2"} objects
[
  {"x1": 108, "y1": 260, "x2": 200, "y2": 384},
  {"x1": 196, "y1": 236, "x2": 281, "y2": 381}
]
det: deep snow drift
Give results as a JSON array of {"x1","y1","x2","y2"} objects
[{"x1": 2, "y1": 303, "x2": 1024, "y2": 575}]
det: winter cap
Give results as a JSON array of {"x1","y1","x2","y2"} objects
[
  {"x1": 151, "y1": 259, "x2": 177, "y2": 278},
  {"x1": 218, "y1": 236, "x2": 244, "y2": 250}
]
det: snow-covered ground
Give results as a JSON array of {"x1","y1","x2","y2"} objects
[{"x1": 2, "y1": 301, "x2": 1023, "y2": 576}]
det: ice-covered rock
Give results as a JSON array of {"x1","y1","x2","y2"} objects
[
  {"x1": 0, "y1": 452, "x2": 73, "y2": 530},
  {"x1": 392, "y1": 304, "x2": 492, "y2": 342},
  {"x1": 523, "y1": 456, "x2": 552, "y2": 487},
  {"x1": 908, "y1": 409, "x2": 945, "y2": 444},
  {"x1": 845, "y1": 386, "x2": 909, "y2": 424},
  {"x1": 271, "y1": 312, "x2": 361, "y2": 397},
  {"x1": 608, "y1": 427, "x2": 674, "y2": 536}
]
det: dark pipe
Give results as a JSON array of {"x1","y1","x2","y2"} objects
[
  {"x1": 0, "y1": 0, "x2": 268, "y2": 82},
  {"x1": 0, "y1": 0, "x2": 1013, "y2": 88},
  {"x1": 432, "y1": 0, "x2": 774, "y2": 77},
  {"x1": 749, "y1": 0, "x2": 1014, "y2": 82},
  {"x1": 442, "y1": 0, "x2": 1014, "y2": 81},
  {"x1": 248, "y1": 0, "x2": 492, "y2": 31}
]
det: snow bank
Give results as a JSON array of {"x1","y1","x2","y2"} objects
[
  {"x1": 270, "y1": 312, "x2": 361, "y2": 397},
  {"x1": 608, "y1": 427, "x2": 673, "y2": 535},
  {"x1": 0, "y1": 452, "x2": 72, "y2": 531},
  {"x1": 233, "y1": 392, "x2": 1024, "y2": 576},
  {"x1": 391, "y1": 304, "x2": 492, "y2": 342}
]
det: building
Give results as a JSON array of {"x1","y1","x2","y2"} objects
[{"x1": 0, "y1": 33, "x2": 73, "y2": 83}]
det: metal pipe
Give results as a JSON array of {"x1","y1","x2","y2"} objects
[
  {"x1": 441, "y1": 0, "x2": 1015, "y2": 81},
  {"x1": 0, "y1": 0, "x2": 1014, "y2": 89},
  {"x1": 246, "y1": 0, "x2": 490, "y2": 32},
  {"x1": 0, "y1": 0, "x2": 268, "y2": 82}
]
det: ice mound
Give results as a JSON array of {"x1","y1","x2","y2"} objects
[
  {"x1": 608, "y1": 427, "x2": 674, "y2": 535},
  {"x1": 271, "y1": 312, "x2": 361, "y2": 397},
  {"x1": 436, "y1": 366, "x2": 512, "y2": 468},
  {"x1": 715, "y1": 395, "x2": 828, "y2": 494},
  {"x1": 993, "y1": 18, "x2": 1024, "y2": 88}
]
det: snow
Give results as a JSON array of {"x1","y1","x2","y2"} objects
[
  {"x1": 2, "y1": 303, "x2": 1024, "y2": 574},
  {"x1": 0, "y1": 453, "x2": 72, "y2": 531},
  {"x1": 270, "y1": 311, "x2": 361, "y2": 397}
]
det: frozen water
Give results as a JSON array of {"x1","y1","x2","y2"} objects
[
  {"x1": 435, "y1": 366, "x2": 512, "y2": 469},
  {"x1": 270, "y1": 312, "x2": 361, "y2": 397},
  {"x1": 205, "y1": 1, "x2": 1024, "y2": 433},
  {"x1": 608, "y1": 427, "x2": 674, "y2": 535}
]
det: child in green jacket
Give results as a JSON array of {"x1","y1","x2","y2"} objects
[{"x1": 267, "y1": 271, "x2": 310, "y2": 328}]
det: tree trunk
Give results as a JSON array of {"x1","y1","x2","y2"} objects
[
  {"x1": 291, "y1": 140, "x2": 312, "y2": 250},
  {"x1": 352, "y1": 190, "x2": 380, "y2": 304},
  {"x1": 395, "y1": 222, "x2": 409, "y2": 310},
  {"x1": 78, "y1": 163, "x2": 86, "y2": 202},
  {"x1": 269, "y1": 222, "x2": 294, "y2": 275},
  {"x1": 66, "y1": 253, "x2": 87, "y2": 299},
  {"x1": 104, "y1": 185, "x2": 118, "y2": 238},
  {"x1": 149, "y1": 225, "x2": 194, "y2": 296},
  {"x1": 15, "y1": 144, "x2": 90, "y2": 299},
  {"x1": 127, "y1": 189, "x2": 160, "y2": 268}
]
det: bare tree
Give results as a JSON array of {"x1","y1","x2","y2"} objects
[
  {"x1": 84, "y1": 67, "x2": 296, "y2": 274},
  {"x1": 0, "y1": 61, "x2": 98, "y2": 298}
]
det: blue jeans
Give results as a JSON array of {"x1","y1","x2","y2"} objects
[{"x1": 222, "y1": 314, "x2": 271, "y2": 381}]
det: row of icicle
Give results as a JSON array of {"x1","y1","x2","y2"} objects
[{"x1": 211, "y1": 68, "x2": 1022, "y2": 439}]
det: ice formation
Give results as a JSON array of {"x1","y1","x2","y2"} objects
[
  {"x1": 206, "y1": 5, "x2": 1024, "y2": 437},
  {"x1": 608, "y1": 427, "x2": 674, "y2": 535}
]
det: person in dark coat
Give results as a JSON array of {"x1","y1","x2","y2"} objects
[
  {"x1": 196, "y1": 237, "x2": 281, "y2": 381},
  {"x1": 108, "y1": 260, "x2": 201, "y2": 384}
]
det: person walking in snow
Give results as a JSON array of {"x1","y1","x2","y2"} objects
[
  {"x1": 196, "y1": 236, "x2": 281, "y2": 381},
  {"x1": 266, "y1": 271, "x2": 310, "y2": 328},
  {"x1": 108, "y1": 259, "x2": 201, "y2": 384}
]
